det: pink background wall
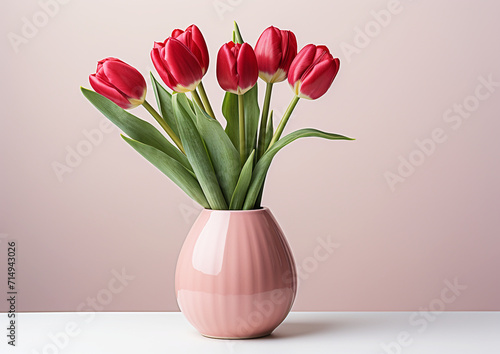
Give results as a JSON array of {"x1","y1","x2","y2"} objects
[{"x1": 1, "y1": 0, "x2": 499, "y2": 312}]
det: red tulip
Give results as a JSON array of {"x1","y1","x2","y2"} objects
[
  {"x1": 171, "y1": 25, "x2": 209, "y2": 75},
  {"x1": 254, "y1": 26, "x2": 297, "y2": 83},
  {"x1": 151, "y1": 38, "x2": 203, "y2": 93},
  {"x1": 89, "y1": 58, "x2": 146, "y2": 109},
  {"x1": 288, "y1": 44, "x2": 340, "y2": 100},
  {"x1": 216, "y1": 42, "x2": 258, "y2": 95}
]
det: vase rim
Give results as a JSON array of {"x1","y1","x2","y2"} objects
[{"x1": 202, "y1": 207, "x2": 269, "y2": 213}]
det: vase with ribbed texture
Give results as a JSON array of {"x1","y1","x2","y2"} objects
[{"x1": 175, "y1": 207, "x2": 297, "y2": 339}]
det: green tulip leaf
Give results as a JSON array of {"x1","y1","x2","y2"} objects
[
  {"x1": 254, "y1": 109, "x2": 273, "y2": 207},
  {"x1": 243, "y1": 129, "x2": 355, "y2": 209},
  {"x1": 194, "y1": 103, "x2": 240, "y2": 205},
  {"x1": 221, "y1": 85, "x2": 260, "y2": 158},
  {"x1": 122, "y1": 136, "x2": 209, "y2": 209},
  {"x1": 81, "y1": 87, "x2": 192, "y2": 172},
  {"x1": 264, "y1": 110, "x2": 274, "y2": 152},
  {"x1": 222, "y1": 92, "x2": 239, "y2": 149},
  {"x1": 243, "y1": 85, "x2": 260, "y2": 160},
  {"x1": 233, "y1": 21, "x2": 244, "y2": 44},
  {"x1": 229, "y1": 150, "x2": 255, "y2": 210},
  {"x1": 150, "y1": 73, "x2": 179, "y2": 138},
  {"x1": 172, "y1": 93, "x2": 228, "y2": 210}
]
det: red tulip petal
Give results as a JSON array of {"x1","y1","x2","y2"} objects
[
  {"x1": 216, "y1": 43, "x2": 238, "y2": 93},
  {"x1": 151, "y1": 47, "x2": 178, "y2": 91},
  {"x1": 279, "y1": 30, "x2": 297, "y2": 74},
  {"x1": 153, "y1": 41, "x2": 165, "y2": 50},
  {"x1": 299, "y1": 57, "x2": 338, "y2": 99},
  {"x1": 255, "y1": 26, "x2": 282, "y2": 80},
  {"x1": 176, "y1": 30, "x2": 204, "y2": 71},
  {"x1": 171, "y1": 28, "x2": 184, "y2": 38},
  {"x1": 298, "y1": 46, "x2": 329, "y2": 86},
  {"x1": 333, "y1": 57, "x2": 340, "y2": 73},
  {"x1": 96, "y1": 60, "x2": 105, "y2": 72},
  {"x1": 175, "y1": 31, "x2": 192, "y2": 49},
  {"x1": 314, "y1": 45, "x2": 331, "y2": 61},
  {"x1": 236, "y1": 43, "x2": 258, "y2": 93},
  {"x1": 95, "y1": 57, "x2": 121, "y2": 74},
  {"x1": 101, "y1": 60, "x2": 146, "y2": 101},
  {"x1": 288, "y1": 44, "x2": 316, "y2": 86},
  {"x1": 164, "y1": 38, "x2": 203, "y2": 90},
  {"x1": 190, "y1": 25, "x2": 209, "y2": 74},
  {"x1": 89, "y1": 74, "x2": 132, "y2": 109},
  {"x1": 171, "y1": 25, "x2": 209, "y2": 76},
  {"x1": 95, "y1": 67, "x2": 108, "y2": 81}
]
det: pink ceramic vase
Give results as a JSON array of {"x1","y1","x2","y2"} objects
[{"x1": 175, "y1": 207, "x2": 297, "y2": 339}]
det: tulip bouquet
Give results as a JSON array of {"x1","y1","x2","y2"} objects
[{"x1": 82, "y1": 23, "x2": 353, "y2": 210}]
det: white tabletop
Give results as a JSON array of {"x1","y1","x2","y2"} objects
[{"x1": 2, "y1": 312, "x2": 499, "y2": 353}]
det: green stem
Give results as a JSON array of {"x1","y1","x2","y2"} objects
[
  {"x1": 142, "y1": 100, "x2": 185, "y2": 154},
  {"x1": 257, "y1": 82, "x2": 273, "y2": 159},
  {"x1": 198, "y1": 81, "x2": 216, "y2": 119},
  {"x1": 267, "y1": 95, "x2": 300, "y2": 150},
  {"x1": 238, "y1": 94, "x2": 246, "y2": 164},
  {"x1": 191, "y1": 89, "x2": 204, "y2": 111}
]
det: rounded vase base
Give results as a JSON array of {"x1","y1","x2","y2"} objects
[{"x1": 201, "y1": 332, "x2": 272, "y2": 340}]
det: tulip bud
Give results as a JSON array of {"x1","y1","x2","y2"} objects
[
  {"x1": 89, "y1": 58, "x2": 146, "y2": 109},
  {"x1": 151, "y1": 38, "x2": 203, "y2": 93},
  {"x1": 254, "y1": 26, "x2": 297, "y2": 83},
  {"x1": 171, "y1": 25, "x2": 209, "y2": 75},
  {"x1": 216, "y1": 42, "x2": 258, "y2": 95},
  {"x1": 287, "y1": 44, "x2": 340, "y2": 100}
]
